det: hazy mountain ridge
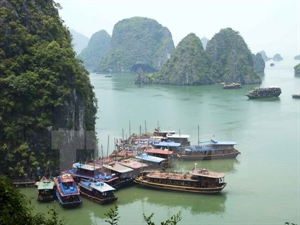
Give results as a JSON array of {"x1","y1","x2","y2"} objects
[{"x1": 70, "y1": 29, "x2": 89, "y2": 55}]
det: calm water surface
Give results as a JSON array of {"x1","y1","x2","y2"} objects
[{"x1": 21, "y1": 58, "x2": 300, "y2": 225}]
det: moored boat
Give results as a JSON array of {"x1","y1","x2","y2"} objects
[
  {"x1": 246, "y1": 86, "x2": 281, "y2": 99},
  {"x1": 292, "y1": 94, "x2": 300, "y2": 98},
  {"x1": 66, "y1": 162, "x2": 119, "y2": 185},
  {"x1": 54, "y1": 174, "x2": 82, "y2": 208},
  {"x1": 134, "y1": 165, "x2": 226, "y2": 194},
  {"x1": 144, "y1": 148, "x2": 174, "y2": 167},
  {"x1": 135, "y1": 153, "x2": 167, "y2": 169},
  {"x1": 36, "y1": 177, "x2": 56, "y2": 202},
  {"x1": 176, "y1": 139, "x2": 240, "y2": 161},
  {"x1": 78, "y1": 180, "x2": 118, "y2": 204}
]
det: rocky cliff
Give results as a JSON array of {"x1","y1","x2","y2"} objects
[
  {"x1": 0, "y1": 0, "x2": 97, "y2": 178},
  {"x1": 259, "y1": 50, "x2": 271, "y2": 61},
  {"x1": 94, "y1": 17, "x2": 175, "y2": 73},
  {"x1": 206, "y1": 28, "x2": 261, "y2": 84},
  {"x1": 252, "y1": 53, "x2": 265, "y2": 74},
  {"x1": 70, "y1": 29, "x2": 89, "y2": 55},
  {"x1": 139, "y1": 33, "x2": 214, "y2": 85},
  {"x1": 78, "y1": 30, "x2": 111, "y2": 70},
  {"x1": 294, "y1": 63, "x2": 300, "y2": 75},
  {"x1": 273, "y1": 53, "x2": 283, "y2": 61}
]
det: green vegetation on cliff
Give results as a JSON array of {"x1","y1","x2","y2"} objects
[
  {"x1": 95, "y1": 17, "x2": 175, "y2": 73},
  {"x1": 77, "y1": 30, "x2": 111, "y2": 70},
  {"x1": 206, "y1": 28, "x2": 260, "y2": 84},
  {"x1": 294, "y1": 63, "x2": 300, "y2": 75},
  {"x1": 144, "y1": 33, "x2": 214, "y2": 85},
  {"x1": 0, "y1": 0, "x2": 97, "y2": 179}
]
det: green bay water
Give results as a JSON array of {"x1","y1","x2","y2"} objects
[{"x1": 21, "y1": 58, "x2": 299, "y2": 224}]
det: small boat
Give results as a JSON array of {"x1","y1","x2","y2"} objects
[
  {"x1": 36, "y1": 177, "x2": 56, "y2": 202},
  {"x1": 105, "y1": 74, "x2": 112, "y2": 78},
  {"x1": 134, "y1": 165, "x2": 226, "y2": 194},
  {"x1": 176, "y1": 139, "x2": 240, "y2": 161},
  {"x1": 223, "y1": 83, "x2": 241, "y2": 89},
  {"x1": 292, "y1": 94, "x2": 300, "y2": 99},
  {"x1": 54, "y1": 173, "x2": 82, "y2": 208},
  {"x1": 246, "y1": 86, "x2": 281, "y2": 99},
  {"x1": 144, "y1": 148, "x2": 174, "y2": 167},
  {"x1": 78, "y1": 180, "x2": 118, "y2": 204}
]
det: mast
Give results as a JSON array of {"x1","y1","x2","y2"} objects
[{"x1": 198, "y1": 125, "x2": 200, "y2": 146}]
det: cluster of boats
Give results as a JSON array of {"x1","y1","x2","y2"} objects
[{"x1": 35, "y1": 127, "x2": 241, "y2": 208}]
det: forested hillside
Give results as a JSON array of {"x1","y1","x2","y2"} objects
[{"x1": 0, "y1": 0, "x2": 97, "y2": 179}]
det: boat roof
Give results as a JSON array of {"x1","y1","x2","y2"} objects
[
  {"x1": 80, "y1": 181, "x2": 115, "y2": 192},
  {"x1": 166, "y1": 134, "x2": 190, "y2": 138},
  {"x1": 102, "y1": 163, "x2": 133, "y2": 173},
  {"x1": 60, "y1": 173, "x2": 75, "y2": 182},
  {"x1": 135, "y1": 153, "x2": 166, "y2": 163},
  {"x1": 199, "y1": 140, "x2": 237, "y2": 145},
  {"x1": 37, "y1": 179, "x2": 55, "y2": 190},
  {"x1": 154, "y1": 130, "x2": 176, "y2": 134},
  {"x1": 190, "y1": 169, "x2": 226, "y2": 179},
  {"x1": 73, "y1": 162, "x2": 101, "y2": 171},
  {"x1": 117, "y1": 160, "x2": 148, "y2": 169},
  {"x1": 145, "y1": 149, "x2": 173, "y2": 155},
  {"x1": 152, "y1": 141, "x2": 181, "y2": 147}
]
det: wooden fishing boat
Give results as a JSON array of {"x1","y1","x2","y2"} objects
[
  {"x1": 78, "y1": 180, "x2": 118, "y2": 204},
  {"x1": 54, "y1": 174, "x2": 82, "y2": 208},
  {"x1": 36, "y1": 177, "x2": 56, "y2": 202},
  {"x1": 176, "y1": 139, "x2": 240, "y2": 161},
  {"x1": 134, "y1": 165, "x2": 226, "y2": 194},
  {"x1": 292, "y1": 94, "x2": 300, "y2": 99}
]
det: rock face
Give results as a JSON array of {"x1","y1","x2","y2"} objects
[
  {"x1": 206, "y1": 28, "x2": 261, "y2": 84},
  {"x1": 94, "y1": 17, "x2": 175, "y2": 73},
  {"x1": 70, "y1": 29, "x2": 89, "y2": 55},
  {"x1": 0, "y1": 0, "x2": 97, "y2": 178},
  {"x1": 294, "y1": 55, "x2": 300, "y2": 60},
  {"x1": 294, "y1": 63, "x2": 300, "y2": 75},
  {"x1": 145, "y1": 33, "x2": 214, "y2": 85},
  {"x1": 253, "y1": 53, "x2": 265, "y2": 74},
  {"x1": 273, "y1": 53, "x2": 283, "y2": 61},
  {"x1": 201, "y1": 37, "x2": 209, "y2": 50},
  {"x1": 258, "y1": 51, "x2": 271, "y2": 61},
  {"x1": 78, "y1": 30, "x2": 111, "y2": 70}
]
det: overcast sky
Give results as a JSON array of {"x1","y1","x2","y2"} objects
[{"x1": 56, "y1": 0, "x2": 300, "y2": 58}]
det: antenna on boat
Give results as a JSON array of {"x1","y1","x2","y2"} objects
[
  {"x1": 145, "y1": 120, "x2": 147, "y2": 135},
  {"x1": 122, "y1": 128, "x2": 124, "y2": 140},
  {"x1": 129, "y1": 121, "x2": 131, "y2": 138},
  {"x1": 198, "y1": 125, "x2": 200, "y2": 146},
  {"x1": 194, "y1": 162, "x2": 197, "y2": 170},
  {"x1": 107, "y1": 135, "x2": 109, "y2": 159},
  {"x1": 101, "y1": 144, "x2": 104, "y2": 165}
]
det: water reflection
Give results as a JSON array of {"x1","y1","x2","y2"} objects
[{"x1": 172, "y1": 158, "x2": 240, "y2": 174}]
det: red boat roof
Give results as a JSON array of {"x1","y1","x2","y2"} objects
[{"x1": 144, "y1": 148, "x2": 173, "y2": 155}]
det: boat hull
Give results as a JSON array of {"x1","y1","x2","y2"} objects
[
  {"x1": 134, "y1": 177, "x2": 226, "y2": 194},
  {"x1": 176, "y1": 151, "x2": 240, "y2": 161},
  {"x1": 247, "y1": 94, "x2": 280, "y2": 99},
  {"x1": 55, "y1": 191, "x2": 82, "y2": 208},
  {"x1": 37, "y1": 193, "x2": 56, "y2": 202},
  {"x1": 79, "y1": 191, "x2": 118, "y2": 204}
]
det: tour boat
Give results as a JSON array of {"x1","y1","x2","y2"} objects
[
  {"x1": 176, "y1": 139, "x2": 240, "y2": 161},
  {"x1": 78, "y1": 180, "x2": 118, "y2": 204},
  {"x1": 54, "y1": 174, "x2": 82, "y2": 208},
  {"x1": 134, "y1": 164, "x2": 226, "y2": 194},
  {"x1": 36, "y1": 177, "x2": 56, "y2": 202}
]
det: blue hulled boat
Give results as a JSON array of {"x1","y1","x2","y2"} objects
[{"x1": 54, "y1": 174, "x2": 82, "y2": 208}]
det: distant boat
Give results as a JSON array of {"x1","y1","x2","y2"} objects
[
  {"x1": 246, "y1": 86, "x2": 281, "y2": 99},
  {"x1": 223, "y1": 83, "x2": 241, "y2": 89},
  {"x1": 135, "y1": 153, "x2": 167, "y2": 169},
  {"x1": 105, "y1": 74, "x2": 112, "y2": 78},
  {"x1": 78, "y1": 180, "x2": 118, "y2": 204},
  {"x1": 54, "y1": 174, "x2": 82, "y2": 208},
  {"x1": 144, "y1": 148, "x2": 174, "y2": 168},
  {"x1": 292, "y1": 94, "x2": 300, "y2": 99},
  {"x1": 270, "y1": 63, "x2": 275, "y2": 66}
]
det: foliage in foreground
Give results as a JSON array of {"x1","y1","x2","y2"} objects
[
  {"x1": 104, "y1": 204, "x2": 182, "y2": 225},
  {"x1": 0, "y1": 175, "x2": 64, "y2": 225}
]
